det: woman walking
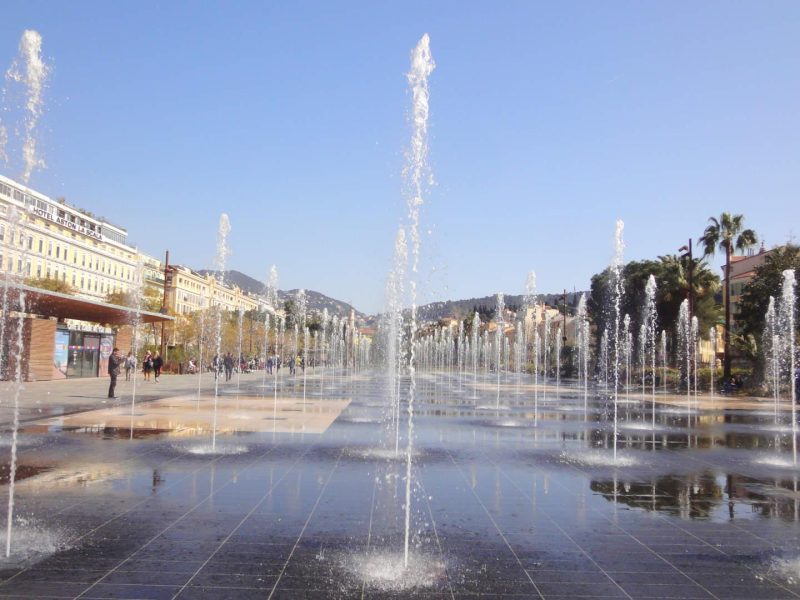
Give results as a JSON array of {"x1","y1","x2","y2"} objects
[{"x1": 143, "y1": 350, "x2": 153, "y2": 381}]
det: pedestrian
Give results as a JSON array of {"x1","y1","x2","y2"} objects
[
  {"x1": 224, "y1": 352, "x2": 234, "y2": 381},
  {"x1": 108, "y1": 347, "x2": 123, "y2": 399},
  {"x1": 152, "y1": 351, "x2": 163, "y2": 382},
  {"x1": 124, "y1": 351, "x2": 135, "y2": 381},
  {"x1": 143, "y1": 351, "x2": 153, "y2": 381}
]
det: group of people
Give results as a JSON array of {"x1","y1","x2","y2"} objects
[{"x1": 108, "y1": 349, "x2": 164, "y2": 398}]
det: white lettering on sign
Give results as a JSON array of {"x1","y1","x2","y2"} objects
[{"x1": 31, "y1": 207, "x2": 103, "y2": 241}]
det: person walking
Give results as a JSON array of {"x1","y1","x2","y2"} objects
[
  {"x1": 143, "y1": 351, "x2": 153, "y2": 381},
  {"x1": 124, "y1": 351, "x2": 135, "y2": 381},
  {"x1": 152, "y1": 351, "x2": 164, "y2": 382},
  {"x1": 108, "y1": 347, "x2": 123, "y2": 399},
  {"x1": 223, "y1": 352, "x2": 234, "y2": 382}
]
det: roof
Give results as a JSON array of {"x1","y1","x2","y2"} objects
[{"x1": 6, "y1": 284, "x2": 174, "y2": 325}]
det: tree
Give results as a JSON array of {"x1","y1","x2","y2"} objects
[
  {"x1": 105, "y1": 286, "x2": 162, "y2": 312},
  {"x1": 737, "y1": 244, "x2": 800, "y2": 342},
  {"x1": 587, "y1": 257, "x2": 720, "y2": 358},
  {"x1": 699, "y1": 213, "x2": 758, "y2": 379},
  {"x1": 24, "y1": 276, "x2": 76, "y2": 295}
]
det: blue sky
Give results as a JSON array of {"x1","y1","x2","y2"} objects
[{"x1": 2, "y1": 1, "x2": 799, "y2": 313}]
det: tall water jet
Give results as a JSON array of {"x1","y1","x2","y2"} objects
[
  {"x1": 402, "y1": 33, "x2": 434, "y2": 569},
  {"x1": 780, "y1": 270, "x2": 796, "y2": 465},
  {"x1": 610, "y1": 220, "x2": 625, "y2": 462},
  {"x1": 128, "y1": 256, "x2": 145, "y2": 433},
  {"x1": 691, "y1": 316, "x2": 699, "y2": 408},
  {"x1": 678, "y1": 300, "x2": 692, "y2": 426},
  {"x1": 211, "y1": 214, "x2": 231, "y2": 451},
  {"x1": 576, "y1": 293, "x2": 590, "y2": 412},
  {"x1": 196, "y1": 290, "x2": 207, "y2": 403},
  {"x1": 765, "y1": 298, "x2": 779, "y2": 419},
  {"x1": 644, "y1": 275, "x2": 658, "y2": 428},
  {"x1": 471, "y1": 312, "x2": 480, "y2": 400},
  {"x1": 542, "y1": 309, "x2": 551, "y2": 400},
  {"x1": 5, "y1": 30, "x2": 49, "y2": 183},
  {"x1": 2, "y1": 209, "x2": 27, "y2": 558},
  {"x1": 495, "y1": 293, "x2": 504, "y2": 408}
]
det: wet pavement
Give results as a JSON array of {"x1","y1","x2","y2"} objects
[{"x1": 0, "y1": 369, "x2": 799, "y2": 599}]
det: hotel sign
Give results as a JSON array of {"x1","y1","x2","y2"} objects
[{"x1": 32, "y1": 207, "x2": 103, "y2": 241}]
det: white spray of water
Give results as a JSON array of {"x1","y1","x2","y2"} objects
[
  {"x1": 781, "y1": 270, "x2": 796, "y2": 465},
  {"x1": 402, "y1": 33, "x2": 434, "y2": 569},
  {"x1": 211, "y1": 214, "x2": 231, "y2": 451},
  {"x1": 5, "y1": 30, "x2": 50, "y2": 183},
  {"x1": 611, "y1": 219, "x2": 625, "y2": 463}
]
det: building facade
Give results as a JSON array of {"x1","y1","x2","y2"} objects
[
  {"x1": 164, "y1": 264, "x2": 267, "y2": 315},
  {"x1": 0, "y1": 174, "x2": 160, "y2": 304}
]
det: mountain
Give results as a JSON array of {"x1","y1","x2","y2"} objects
[
  {"x1": 415, "y1": 291, "x2": 587, "y2": 323},
  {"x1": 197, "y1": 270, "x2": 364, "y2": 320}
]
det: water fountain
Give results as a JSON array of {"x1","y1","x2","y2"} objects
[
  {"x1": 495, "y1": 293, "x2": 504, "y2": 408},
  {"x1": 211, "y1": 214, "x2": 231, "y2": 451},
  {"x1": 611, "y1": 219, "x2": 625, "y2": 463},
  {"x1": 401, "y1": 32, "x2": 434, "y2": 570}
]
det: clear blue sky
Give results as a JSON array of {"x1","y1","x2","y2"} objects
[{"x1": 2, "y1": 1, "x2": 799, "y2": 313}]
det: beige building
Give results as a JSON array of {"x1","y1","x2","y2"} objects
[
  {"x1": 164, "y1": 264, "x2": 267, "y2": 315},
  {"x1": 0, "y1": 174, "x2": 161, "y2": 306}
]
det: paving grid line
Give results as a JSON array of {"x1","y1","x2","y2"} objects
[
  {"x1": 445, "y1": 448, "x2": 546, "y2": 599},
  {"x1": 265, "y1": 448, "x2": 344, "y2": 599},
  {"x1": 0, "y1": 439, "x2": 238, "y2": 590},
  {"x1": 451, "y1": 444, "x2": 635, "y2": 599},
  {"x1": 71, "y1": 441, "x2": 289, "y2": 599},
  {"x1": 486, "y1": 438, "x2": 800, "y2": 600},
  {"x1": 170, "y1": 445, "x2": 313, "y2": 598},
  {"x1": 359, "y1": 457, "x2": 380, "y2": 600},
  {"x1": 417, "y1": 468, "x2": 456, "y2": 600}
]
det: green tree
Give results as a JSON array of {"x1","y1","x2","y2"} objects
[
  {"x1": 588, "y1": 257, "x2": 720, "y2": 358},
  {"x1": 24, "y1": 276, "x2": 76, "y2": 295},
  {"x1": 738, "y1": 244, "x2": 800, "y2": 341},
  {"x1": 699, "y1": 213, "x2": 758, "y2": 378}
]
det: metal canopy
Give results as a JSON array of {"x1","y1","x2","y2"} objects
[{"x1": 4, "y1": 284, "x2": 174, "y2": 325}]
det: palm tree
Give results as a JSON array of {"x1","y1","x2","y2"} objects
[{"x1": 699, "y1": 213, "x2": 758, "y2": 380}]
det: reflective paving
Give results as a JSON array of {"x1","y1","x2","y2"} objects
[{"x1": 0, "y1": 370, "x2": 799, "y2": 599}]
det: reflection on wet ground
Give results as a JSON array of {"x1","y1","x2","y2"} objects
[{"x1": 0, "y1": 370, "x2": 798, "y2": 598}]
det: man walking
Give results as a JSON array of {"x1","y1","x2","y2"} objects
[{"x1": 108, "y1": 347, "x2": 123, "y2": 399}]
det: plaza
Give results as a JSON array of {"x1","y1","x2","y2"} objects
[{"x1": 0, "y1": 369, "x2": 798, "y2": 599}]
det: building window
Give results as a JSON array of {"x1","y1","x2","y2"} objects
[
  {"x1": 46, "y1": 267, "x2": 51, "y2": 279},
  {"x1": 0, "y1": 225, "x2": 4, "y2": 241},
  {"x1": 47, "y1": 242, "x2": 52, "y2": 256},
  {"x1": 38, "y1": 239, "x2": 42, "y2": 253},
  {"x1": 82, "y1": 254, "x2": 85, "y2": 267},
  {"x1": 56, "y1": 246, "x2": 60, "y2": 259},
  {"x1": 72, "y1": 273, "x2": 76, "y2": 286},
  {"x1": 36, "y1": 264, "x2": 41, "y2": 277},
  {"x1": 62, "y1": 271, "x2": 66, "y2": 282},
  {"x1": 26, "y1": 261, "x2": 31, "y2": 276},
  {"x1": 81, "y1": 276, "x2": 84, "y2": 289}
]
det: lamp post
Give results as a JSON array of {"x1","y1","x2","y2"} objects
[{"x1": 679, "y1": 240, "x2": 693, "y2": 319}]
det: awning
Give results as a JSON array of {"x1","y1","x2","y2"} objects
[{"x1": 2, "y1": 284, "x2": 174, "y2": 325}]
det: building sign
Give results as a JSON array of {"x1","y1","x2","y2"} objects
[{"x1": 31, "y1": 206, "x2": 103, "y2": 241}]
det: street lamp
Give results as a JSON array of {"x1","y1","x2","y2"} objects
[{"x1": 679, "y1": 239, "x2": 693, "y2": 318}]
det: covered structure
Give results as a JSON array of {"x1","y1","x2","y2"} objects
[{"x1": 2, "y1": 284, "x2": 174, "y2": 381}]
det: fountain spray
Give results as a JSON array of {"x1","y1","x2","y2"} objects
[
  {"x1": 5, "y1": 30, "x2": 49, "y2": 183},
  {"x1": 611, "y1": 220, "x2": 625, "y2": 463},
  {"x1": 211, "y1": 214, "x2": 231, "y2": 451},
  {"x1": 402, "y1": 33, "x2": 434, "y2": 569}
]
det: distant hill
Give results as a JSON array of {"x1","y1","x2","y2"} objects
[
  {"x1": 197, "y1": 270, "x2": 364, "y2": 320},
  {"x1": 415, "y1": 291, "x2": 587, "y2": 322}
]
